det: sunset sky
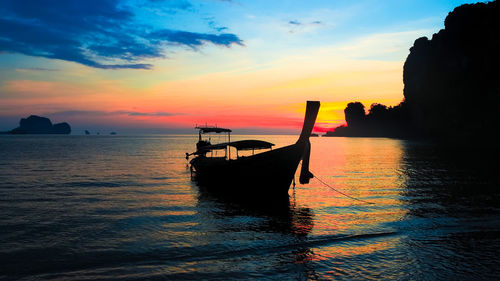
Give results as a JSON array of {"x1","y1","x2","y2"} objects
[{"x1": 0, "y1": 0, "x2": 477, "y2": 134}]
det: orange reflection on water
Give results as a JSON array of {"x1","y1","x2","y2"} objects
[
  {"x1": 312, "y1": 209, "x2": 404, "y2": 233},
  {"x1": 293, "y1": 136, "x2": 408, "y2": 236},
  {"x1": 287, "y1": 137, "x2": 408, "y2": 278},
  {"x1": 313, "y1": 236, "x2": 397, "y2": 260}
]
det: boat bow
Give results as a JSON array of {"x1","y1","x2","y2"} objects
[{"x1": 297, "y1": 101, "x2": 320, "y2": 184}]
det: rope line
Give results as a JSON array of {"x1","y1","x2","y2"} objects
[{"x1": 310, "y1": 171, "x2": 376, "y2": 205}]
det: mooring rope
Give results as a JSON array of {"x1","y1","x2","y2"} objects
[{"x1": 310, "y1": 171, "x2": 376, "y2": 205}]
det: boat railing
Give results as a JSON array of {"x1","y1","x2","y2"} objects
[{"x1": 187, "y1": 139, "x2": 275, "y2": 161}]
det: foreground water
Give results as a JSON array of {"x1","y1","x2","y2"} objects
[{"x1": 0, "y1": 135, "x2": 498, "y2": 280}]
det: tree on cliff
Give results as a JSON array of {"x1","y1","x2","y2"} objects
[
  {"x1": 367, "y1": 103, "x2": 389, "y2": 123},
  {"x1": 344, "y1": 102, "x2": 366, "y2": 128}
]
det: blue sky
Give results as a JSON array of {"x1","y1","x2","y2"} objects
[{"x1": 0, "y1": 0, "x2": 481, "y2": 133}]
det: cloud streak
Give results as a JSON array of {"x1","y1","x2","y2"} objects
[
  {"x1": 0, "y1": 0, "x2": 243, "y2": 69},
  {"x1": 287, "y1": 18, "x2": 324, "y2": 34},
  {"x1": 47, "y1": 110, "x2": 178, "y2": 117}
]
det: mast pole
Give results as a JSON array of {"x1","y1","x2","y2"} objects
[{"x1": 228, "y1": 132, "x2": 231, "y2": 160}]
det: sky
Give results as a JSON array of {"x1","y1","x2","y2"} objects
[{"x1": 0, "y1": 0, "x2": 480, "y2": 134}]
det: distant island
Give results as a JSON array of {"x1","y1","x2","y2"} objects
[
  {"x1": 2, "y1": 115, "x2": 71, "y2": 134},
  {"x1": 326, "y1": 1, "x2": 498, "y2": 147}
]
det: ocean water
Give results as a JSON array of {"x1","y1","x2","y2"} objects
[{"x1": 0, "y1": 135, "x2": 498, "y2": 280}]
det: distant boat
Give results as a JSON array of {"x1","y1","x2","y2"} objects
[
  {"x1": 110, "y1": 132, "x2": 117, "y2": 135},
  {"x1": 186, "y1": 101, "x2": 320, "y2": 198},
  {"x1": 85, "y1": 130, "x2": 90, "y2": 135}
]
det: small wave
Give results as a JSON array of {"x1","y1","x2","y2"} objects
[
  {"x1": 0, "y1": 231, "x2": 398, "y2": 278},
  {"x1": 31, "y1": 169, "x2": 56, "y2": 172},
  {"x1": 150, "y1": 176, "x2": 170, "y2": 180},
  {"x1": 48, "y1": 181, "x2": 171, "y2": 189},
  {"x1": 186, "y1": 231, "x2": 399, "y2": 262}
]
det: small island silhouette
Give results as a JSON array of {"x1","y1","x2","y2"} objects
[
  {"x1": 3, "y1": 115, "x2": 71, "y2": 134},
  {"x1": 326, "y1": 1, "x2": 499, "y2": 148}
]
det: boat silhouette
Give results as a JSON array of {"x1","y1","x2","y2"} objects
[{"x1": 186, "y1": 101, "x2": 320, "y2": 198}]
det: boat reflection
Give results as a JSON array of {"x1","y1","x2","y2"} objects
[
  {"x1": 196, "y1": 185, "x2": 314, "y2": 236},
  {"x1": 194, "y1": 186, "x2": 318, "y2": 278}
]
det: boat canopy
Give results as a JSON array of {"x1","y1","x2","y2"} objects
[
  {"x1": 196, "y1": 126, "x2": 232, "y2": 133},
  {"x1": 194, "y1": 140, "x2": 274, "y2": 154},
  {"x1": 228, "y1": 140, "x2": 275, "y2": 151}
]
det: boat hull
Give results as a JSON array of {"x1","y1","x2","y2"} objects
[{"x1": 190, "y1": 142, "x2": 305, "y2": 198}]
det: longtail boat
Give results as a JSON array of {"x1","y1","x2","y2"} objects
[{"x1": 186, "y1": 101, "x2": 320, "y2": 198}]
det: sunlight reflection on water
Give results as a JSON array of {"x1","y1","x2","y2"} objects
[{"x1": 0, "y1": 135, "x2": 498, "y2": 280}]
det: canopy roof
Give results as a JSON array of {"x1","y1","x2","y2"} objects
[
  {"x1": 195, "y1": 140, "x2": 274, "y2": 154},
  {"x1": 195, "y1": 126, "x2": 232, "y2": 133},
  {"x1": 229, "y1": 140, "x2": 275, "y2": 150}
]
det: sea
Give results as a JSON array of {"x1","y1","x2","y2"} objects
[{"x1": 0, "y1": 135, "x2": 498, "y2": 280}]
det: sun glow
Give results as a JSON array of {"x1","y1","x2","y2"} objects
[{"x1": 0, "y1": 0, "x2": 465, "y2": 133}]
